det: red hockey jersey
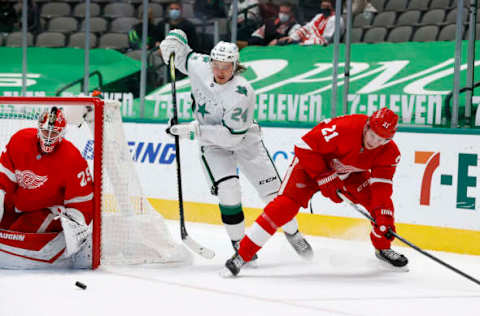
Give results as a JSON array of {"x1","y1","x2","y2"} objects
[
  {"x1": 0, "y1": 128, "x2": 93, "y2": 223},
  {"x1": 294, "y1": 115, "x2": 400, "y2": 212}
]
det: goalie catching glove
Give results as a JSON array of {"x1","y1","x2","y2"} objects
[
  {"x1": 166, "y1": 120, "x2": 199, "y2": 140},
  {"x1": 49, "y1": 205, "x2": 92, "y2": 257}
]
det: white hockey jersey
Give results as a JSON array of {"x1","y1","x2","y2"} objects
[{"x1": 180, "y1": 52, "x2": 257, "y2": 149}]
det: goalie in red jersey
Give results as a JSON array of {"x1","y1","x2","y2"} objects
[
  {"x1": 224, "y1": 107, "x2": 408, "y2": 276},
  {"x1": 0, "y1": 107, "x2": 94, "y2": 269}
]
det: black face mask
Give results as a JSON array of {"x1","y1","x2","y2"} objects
[{"x1": 319, "y1": 8, "x2": 331, "y2": 16}]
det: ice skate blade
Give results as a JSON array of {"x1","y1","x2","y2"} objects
[
  {"x1": 219, "y1": 267, "x2": 238, "y2": 278},
  {"x1": 377, "y1": 259, "x2": 410, "y2": 272}
]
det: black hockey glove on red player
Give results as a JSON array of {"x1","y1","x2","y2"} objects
[
  {"x1": 316, "y1": 171, "x2": 345, "y2": 204},
  {"x1": 373, "y1": 208, "x2": 396, "y2": 240}
]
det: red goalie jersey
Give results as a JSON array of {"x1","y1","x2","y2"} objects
[{"x1": 0, "y1": 128, "x2": 93, "y2": 232}]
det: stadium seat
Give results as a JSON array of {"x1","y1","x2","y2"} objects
[
  {"x1": 370, "y1": 0, "x2": 385, "y2": 12},
  {"x1": 353, "y1": 14, "x2": 374, "y2": 28},
  {"x1": 430, "y1": 0, "x2": 452, "y2": 9},
  {"x1": 36, "y1": 32, "x2": 66, "y2": 47},
  {"x1": 421, "y1": 9, "x2": 446, "y2": 25},
  {"x1": 407, "y1": 0, "x2": 430, "y2": 11},
  {"x1": 48, "y1": 17, "x2": 78, "y2": 33},
  {"x1": 387, "y1": 26, "x2": 413, "y2": 42},
  {"x1": 372, "y1": 11, "x2": 396, "y2": 27},
  {"x1": 68, "y1": 32, "x2": 98, "y2": 48},
  {"x1": 446, "y1": 8, "x2": 468, "y2": 24},
  {"x1": 137, "y1": 3, "x2": 164, "y2": 18},
  {"x1": 438, "y1": 23, "x2": 462, "y2": 41},
  {"x1": 396, "y1": 10, "x2": 421, "y2": 26},
  {"x1": 104, "y1": 3, "x2": 136, "y2": 18},
  {"x1": 99, "y1": 33, "x2": 129, "y2": 50},
  {"x1": 73, "y1": 3, "x2": 101, "y2": 18},
  {"x1": 182, "y1": 2, "x2": 195, "y2": 19},
  {"x1": 384, "y1": 0, "x2": 408, "y2": 12},
  {"x1": 110, "y1": 17, "x2": 139, "y2": 33},
  {"x1": 81, "y1": 17, "x2": 108, "y2": 34},
  {"x1": 412, "y1": 25, "x2": 439, "y2": 42},
  {"x1": 363, "y1": 27, "x2": 387, "y2": 43},
  {"x1": 350, "y1": 28, "x2": 364, "y2": 43},
  {"x1": 40, "y1": 2, "x2": 71, "y2": 19},
  {"x1": 5, "y1": 32, "x2": 34, "y2": 47}
]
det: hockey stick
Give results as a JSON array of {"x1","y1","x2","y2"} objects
[
  {"x1": 337, "y1": 191, "x2": 480, "y2": 286},
  {"x1": 168, "y1": 53, "x2": 215, "y2": 259}
]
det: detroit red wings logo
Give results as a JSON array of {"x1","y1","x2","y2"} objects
[
  {"x1": 330, "y1": 159, "x2": 365, "y2": 174},
  {"x1": 15, "y1": 170, "x2": 48, "y2": 189}
]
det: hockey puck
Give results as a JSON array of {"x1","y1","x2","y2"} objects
[{"x1": 75, "y1": 281, "x2": 87, "y2": 290}]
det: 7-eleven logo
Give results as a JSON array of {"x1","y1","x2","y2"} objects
[
  {"x1": 415, "y1": 151, "x2": 477, "y2": 209},
  {"x1": 415, "y1": 151, "x2": 440, "y2": 206}
]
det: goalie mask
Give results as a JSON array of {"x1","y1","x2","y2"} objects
[
  {"x1": 38, "y1": 107, "x2": 67, "y2": 153},
  {"x1": 210, "y1": 41, "x2": 239, "y2": 71}
]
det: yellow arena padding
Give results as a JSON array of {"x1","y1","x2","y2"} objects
[{"x1": 149, "y1": 198, "x2": 480, "y2": 256}]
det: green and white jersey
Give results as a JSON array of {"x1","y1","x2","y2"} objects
[{"x1": 186, "y1": 53, "x2": 256, "y2": 148}]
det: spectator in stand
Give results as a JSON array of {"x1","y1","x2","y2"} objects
[
  {"x1": 0, "y1": 0, "x2": 18, "y2": 33},
  {"x1": 128, "y1": 8, "x2": 163, "y2": 50},
  {"x1": 246, "y1": 2, "x2": 300, "y2": 47},
  {"x1": 16, "y1": 0, "x2": 40, "y2": 34},
  {"x1": 194, "y1": 0, "x2": 226, "y2": 20},
  {"x1": 156, "y1": 1, "x2": 199, "y2": 52},
  {"x1": 228, "y1": 0, "x2": 262, "y2": 41},
  {"x1": 277, "y1": 0, "x2": 344, "y2": 46}
]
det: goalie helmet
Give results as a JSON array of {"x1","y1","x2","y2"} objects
[
  {"x1": 368, "y1": 107, "x2": 398, "y2": 139},
  {"x1": 37, "y1": 107, "x2": 67, "y2": 153},
  {"x1": 210, "y1": 41, "x2": 239, "y2": 70}
]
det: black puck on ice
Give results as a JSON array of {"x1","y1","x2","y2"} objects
[{"x1": 75, "y1": 281, "x2": 87, "y2": 290}]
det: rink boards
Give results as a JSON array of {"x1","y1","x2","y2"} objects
[{"x1": 79, "y1": 123, "x2": 480, "y2": 256}]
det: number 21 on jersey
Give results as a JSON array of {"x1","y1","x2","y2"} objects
[{"x1": 321, "y1": 119, "x2": 338, "y2": 142}]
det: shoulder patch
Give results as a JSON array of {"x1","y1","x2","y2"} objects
[{"x1": 235, "y1": 85, "x2": 248, "y2": 96}]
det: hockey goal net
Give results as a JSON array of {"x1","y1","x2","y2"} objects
[{"x1": 0, "y1": 96, "x2": 190, "y2": 268}]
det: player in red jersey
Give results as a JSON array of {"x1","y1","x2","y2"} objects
[
  {"x1": 223, "y1": 108, "x2": 408, "y2": 276},
  {"x1": 0, "y1": 107, "x2": 93, "y2": 268}
]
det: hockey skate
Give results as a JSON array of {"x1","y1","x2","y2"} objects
[
  {"x1": 221, "y1": 253, "x2": 246, "y2": 277},
  {"x1": 375, "y1": 248, "x2": 408, "y2": 269},
  {"x1": 285, "y1": 231, "x2": 314, "y2": 260},
  {"x1": 232, "y1": 241, "x2": 258, "y2": 266}
]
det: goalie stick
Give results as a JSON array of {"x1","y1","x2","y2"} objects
[
  {"x1": 337, "y1": 191, "x2": 480, "y2": 287},
  {"x1": 168, "y1": 53, "x2": 215, "y2": 259}
]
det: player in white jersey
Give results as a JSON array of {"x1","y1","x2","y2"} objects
[{"x1": 160, "y1": 29, "x2": 313, "y2": 259}]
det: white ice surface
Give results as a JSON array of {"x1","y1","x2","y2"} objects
[{"x1": 1, "y1": 220, "x2": 479, "y2": 316}]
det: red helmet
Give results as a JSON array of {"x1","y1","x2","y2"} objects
[
  {"x1": 38, "y1": 107, "x2": 67, "y2": 153},
  {"x1": 369, "y1": 107, "x2": 398, "y2": 139}
]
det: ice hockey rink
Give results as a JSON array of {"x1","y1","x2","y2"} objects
[{"x1": 1, "y1": 220, "x2": 479, "y2": 316}]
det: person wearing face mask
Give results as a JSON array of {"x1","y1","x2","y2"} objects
[
  {"x1": 156, "y1": 1, "x2": 199, "y2": 52},
  {"x1": 223, "y1": 108, "x2": 409, "y2": 277},
  {"x1": 246, "y1": 3, "x2": 301, "y2": 47},
  {"x1": 277, "y1": 0, "x2": 344, "y2": 46}
]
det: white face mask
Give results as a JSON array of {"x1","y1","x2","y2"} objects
[{"x1": 278, "y1": 13, "x2": 289, "y2": 23}]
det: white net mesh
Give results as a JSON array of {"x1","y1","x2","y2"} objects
[{"x1": 0, "y1": 99, "x2": 191, "y2": 267}]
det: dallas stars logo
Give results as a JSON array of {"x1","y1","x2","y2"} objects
[
  {"x1": 197, "y1": 103, "x2": 210, "y2": 118},
  {"x1": 235, "y1": 86, "x2": 247, "y2": 96}
]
